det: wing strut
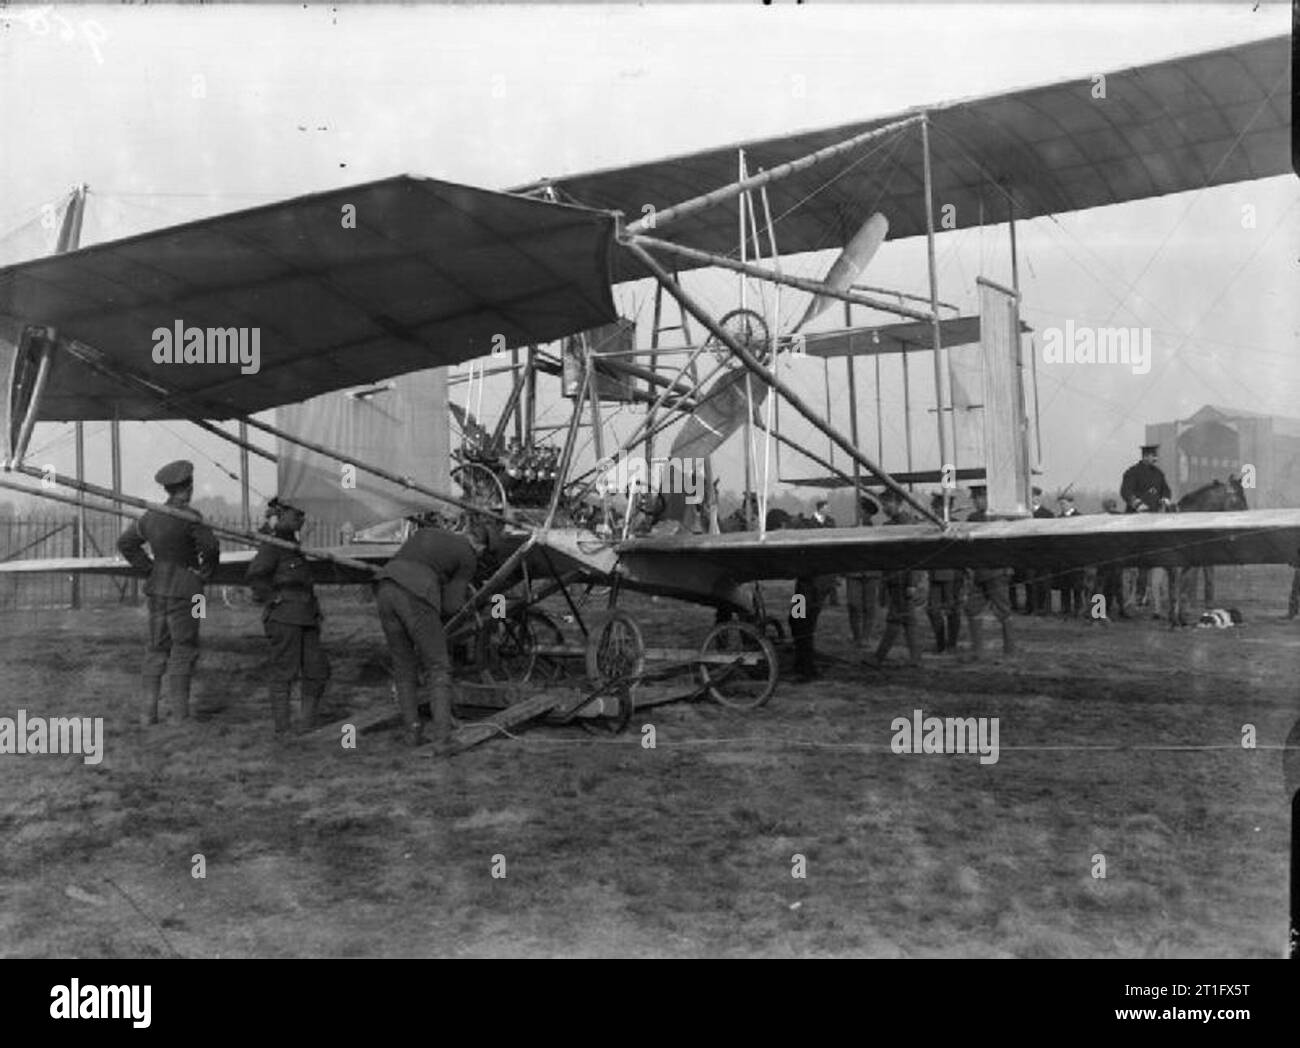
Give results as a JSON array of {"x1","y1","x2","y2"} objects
[
  {"x1": 1, "y1": 465, "x2": 378, "y2": 576},
  {"x1": 621, "y1": 237, "x2": 943, "y2": 528}
]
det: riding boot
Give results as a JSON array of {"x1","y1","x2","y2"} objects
[
  {"x1": 927, "y1": 611, "x2": 946, "y2": 652},
  {"x1": 394, "y1": 677, "x2": 424, "y2": 746},
  {"x1": 428, "y1": 673, "x2": 455, "y2": 751},
  {"x1": 1000, "y1": 618, "x2": 1017, "y2": 656},
  {"x1": 140, "y1": 675, "x2": 162, "y2": 727},
  {"x1": 299, "y1": 679, "x2": 326, "y2": 733},
  {"x1": 947, "y1": 610, "x2": 962, "y2": 651},
  {"x1": 847, "y1": 607, "x2": 861, "y2": 645},
  {"x1": 269, "y1": 683, "x2": 292, "y2": 735},
  {"x1": 967, "y1": 616, "x2": 985, "y2": 660},
  {"x1": 904, "y1": 623, "x2": 923, "y2": 667},
  {"x1": 874, "y1": 623, "x2": 899, "y2": 664},
  {"x1": 168, "y1": 675, "x2": 192, "y2": 722}
]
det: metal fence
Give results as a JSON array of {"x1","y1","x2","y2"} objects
[{"x1": 0, "y1": 512, "x2": 345, "y2": 610}]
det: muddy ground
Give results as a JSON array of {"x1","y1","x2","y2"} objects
[{"x1": 1, "y1": 566, "x2": 1297, "y2": 958}]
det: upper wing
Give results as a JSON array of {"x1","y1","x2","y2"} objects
[
  {"x1": 518, "y1": 35, "x2": 1291, "y2": 282},
  {"x1": 611, "y1": 511, "x2": 1300, "y2": 601},
  {"x1": 0, "y1": 176, "x2": 617, "y2": 421}
]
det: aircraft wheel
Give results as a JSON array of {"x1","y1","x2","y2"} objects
[
  {"x1": 696, "y1": 621, "x2": 778, "y2": 710},
  {"x1": 584, "y1": 609, "x2": 645, "y2": 687},
  {"x1": 579, "y1": 683, "x2": 635, "y2": 736},
  {"x1": 475, "y1": 607, "x2": 549, "y2": 683}
]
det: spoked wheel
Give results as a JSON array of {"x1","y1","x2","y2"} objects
[
  {"x1": 450, "y1": 462, "x2": 509, "y2": 529},
  {"x1": 696, "y1": 621, "x2": 778, "y2": 710},
  {"x1": 706, "y1": 307, "x2": 771, "y2": 365},
  {"x1": 584, "y1": 609, "x2": 645, "y2": 685},
  {"x1": 575, "y1": 682, "x2": 636, "y2": 736},
  {"x1": 521, "y1": 609, "x2": 567, "y2": 684},
  {"x1": 580, "y1": 610, "x2": 645, "y2": 734},
  {"x1": 475, "y1": 607, "x2": 552, "y2": 683}
]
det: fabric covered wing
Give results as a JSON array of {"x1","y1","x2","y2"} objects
[
  {"x1": 519, "y1": 36, "x2": 1290, "y2": 283},
  {"x1": 615, "y1": 510, "x2": 1300, "y2": 593},
  {"x1": 0, "y1": 176, "x2": 617, "y2": 421}
]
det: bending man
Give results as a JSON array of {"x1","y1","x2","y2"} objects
[{"x1": 375, "y1": 514, "x2": 478, "y2": 749}]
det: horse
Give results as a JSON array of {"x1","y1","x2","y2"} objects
[{"x1": 1168, "y1": 476, "x2": 1248, "y2": 626}]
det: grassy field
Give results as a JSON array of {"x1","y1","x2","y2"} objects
[{"x1": 1, "y1": 566, "x2": 1297, "y2": 958}]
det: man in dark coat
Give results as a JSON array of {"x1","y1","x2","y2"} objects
[
  {"x1": 1025, "y1": 486, "x2": 1055, "y2": 614},
  {"x1": 246, "y1": 498, "x2": 329, "y2": 735},
  {"x1": 1121, "y1": 444, "x2": 1172, "y2": 609},
  {"x1": 117, "y1": 460, "x2": 220, "y2": 725},
  {"x1": 844, "y1": 493, "x2": 881, "y2": 647},
  {"x1": 870, "y1": 488, "x2": 925, "y2": 668},
  {"x1": 1120, "y1": 444, "x2": 1173, "y2": 513},
  {"x1": 1055, "y1": 493, "x2": 1088, "y2": 618},
  {"x1": 925, "y1": 490, "x2": 963, "y2": 652},
  {"x1": 963, "y1": 485, "x2": 1015, "y2": 658},
  {"x1": 374, "y1": 518, "x2": 478, "y2": 749}
]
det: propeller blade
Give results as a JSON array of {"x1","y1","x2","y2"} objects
[
  {"x1": 794, "y1": 212, "x2": 889, "y2": 332},
  {"x1": 670, "y1": 369, "x2": 770, "y2": 461}
]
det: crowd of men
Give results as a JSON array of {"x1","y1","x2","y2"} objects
[
  {"x1": 114, "y1": 444, "x2": 1275, "y2": 728},
  {"x1": 117, "y1": 459, "x2": 479, "y2": 751},
  {"x1": 761, "y1": 443, "x2": 1247, "y2": 678}
]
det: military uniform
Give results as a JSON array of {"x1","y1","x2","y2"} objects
[
  {"x1": 1121, "y1": 447, "x2": 1172, "y2": 609},
  {"x1": 872, "y1": 503, "x2": 925, "y2": 667},
  {"x1": 246, "y1": 513, "x2": 329, "y2": 733},
  {"x1": 844, "y1": 494, "x2": 881, "y2": 646},
  {"x1": 375, "y1": 526, "x2": 477, "y2": 747},
  {"x1": 1055, "y1": 500, "x2": 1088, "y2": 617},
  {"x1": 963, "y1": 489, "x2": 1015, "y2": 657},
  {"x1": 116, "y1": 460, "x2": 220, "y2": 724},
  {"x1": 1120, "y1": 462, "x2": 1172, "y2": 513}
]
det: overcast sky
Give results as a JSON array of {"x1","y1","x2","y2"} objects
[{"x1": 0, "y1": 2, "x2": 1294, "y2": 514}]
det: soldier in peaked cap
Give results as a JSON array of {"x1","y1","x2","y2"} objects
[
  {"x1": 844, "y1": 492, "x2": 882, "y2": 647},
  {"x1": 962, "y1": 485, "x2": 1015, "y2": 658},
  {"x1": 1120, "y1": 445, "x2": 1172, "y2": 514},
  {"x1": 117, "y1": 460, "x2": 221, "y2": 725},
  {"x1": 1120, "y1": 445, "x2": 1172, "y2": 610},
  {"x1": 246, "y1": 498, "x2": 329, "y2": 735}
]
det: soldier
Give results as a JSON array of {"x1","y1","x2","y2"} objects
[
  {"x1": 963, "y1": 484, "x2": 1015, "y2": 658},
  {"x1": 870, "y1": 488, "x2": 924, "y2": 668},
  {"x1": 1055, "y1": 493, "x2": 1087, "y2": 618},
  {"x1": 245, "y1": 498, "x2": 329, "y2": 735},
  {"x1": 1094, "y1": 496, "x2": 1128, "y2": 620},
  {"x1": 844, "y1": 493, "x2": 881, "y2": 647},
  {"x1": 374, "y1": 514, "x2": 478, "y2": 749},
  {"x1": 1120, "y1": 444, "x2": 1173, "y2": 513},
  {"x1": 1121, "y1": 443, "x2": 1172, "y2": 610},
  {"x1": 812, "y1": 499, "x2": 836, "y2": 528},
  {"x1": 117, "y1": 460, "x2": 220, "y2": 725},
  {"x1": 926, "y1": 491, "x2": 963, "y2": 652},
  {"x1": 1025, "y1": 487, "x2": 1055, "y2": 614}
]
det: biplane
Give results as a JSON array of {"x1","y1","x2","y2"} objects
[{"x1": 0, "y1": 34, "x2": 1295, "y2": 740}]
